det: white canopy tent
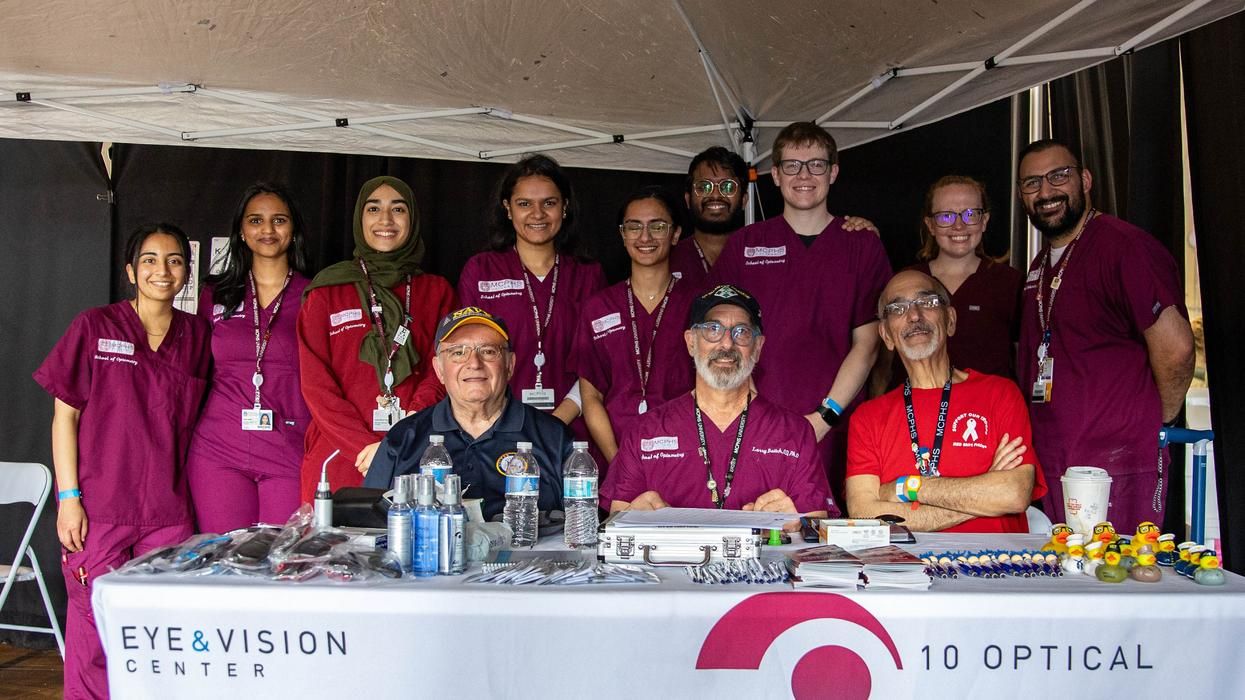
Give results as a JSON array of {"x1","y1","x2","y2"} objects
[{"x1": 1, "y1": 0, "x2": 1242, "y2": 174}]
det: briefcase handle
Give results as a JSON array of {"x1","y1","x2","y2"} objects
[{"x1": 641, "y1": 544, "x2": 712, "y2": 567}]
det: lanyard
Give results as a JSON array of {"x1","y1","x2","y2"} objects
[
  {"x1": 694, "y1": 391, "x2": 751, "y2": 509},
  {"x1": 358, "y1": 258, "x2": 412, "y2": 396},
  {"x1": 518, "y1": 253, "x2": 560, "y2": 387},
  {"x1": 692, "y1": 239, "x2": 709, "y2": 273},
  {"x1": 248, "y1": 270, "x2": 293, "y2": 409},
  {"x1": 625, "y1": 276, "x2": 675, "y2": 411},
  {"x1": 903, "y1": 373, "x2": 953, "y2": 477},
  {"x1": 1035, "y1": 209, "x2": 1095, "y2": 365}
]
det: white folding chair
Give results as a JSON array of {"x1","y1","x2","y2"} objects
[{"x1": 0, "y1": 461, "x2": 65, "y2": 657}]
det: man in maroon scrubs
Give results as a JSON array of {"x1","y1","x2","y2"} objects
[
  {"x1": 847, "y1": 270, "x2": 1045, "y2": 532},
  {"x1": 711, "y1": 122, "x2": 892, "y2": 502},
  {"x1": 669, "y1": 147, "x2": 751, "y2": 293},
  {"x1": 1016, "y1": 140, "x2": 1194, "y2": 529},
  {"x1": 602, "y1": 284, "x2": 835, "y2": 528}
]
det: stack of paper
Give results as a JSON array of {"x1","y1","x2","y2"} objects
[
  {"x1": 785, "y1": 544, "x2": 863, "y2": 589},
  {"x1": 853, "y1": 545, "x2": 931, "y2": 590}
]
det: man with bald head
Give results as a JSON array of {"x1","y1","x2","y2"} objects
[{"x1": 845, "y1": 270, "x2": 1046, "y2": 532}]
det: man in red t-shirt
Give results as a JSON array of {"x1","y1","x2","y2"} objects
[{"x1": 846, "y1": 270, "x2": 1047, "y2": 532}]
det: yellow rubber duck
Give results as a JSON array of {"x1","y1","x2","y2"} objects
[
  {"x1": 1132, "y1": 521, "x2": 1160, "y2": 551},
  {"x1": 1041, "y1": 523, "x2": 1074, "y2": 554},
  {"x1": 1096, "y1": 549, "x2": 1128, "y2": 582},
  {"x1": 1091, "y1": 521, "x2": 1118, "y2": 548},
  {"x1": 1130, "y1": 547, "x2": 1161, "y2": 582},
  {"x1": 1194, "y1": 551, "x2": 1226, "y2": 586}
]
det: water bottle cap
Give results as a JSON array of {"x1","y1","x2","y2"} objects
[
  {"x1": 443, "y1": 474, "x2": 462, "y2": 505},
  {"x1": 429, "y1": 434, "x2": 445, "y2": 445},
  {"x1": 572, "y1": 441, "x2": 589, "y2": 450},
  {"x1": 416, "y1": 473, "x2": 437, "y2": 505},
  {"x1": 516, "y1": 441, "x2": 533, "y2": 450}
]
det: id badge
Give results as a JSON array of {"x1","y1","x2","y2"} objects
[
  {"x1": 241, "y1": 408, "x2": 274, "y2": 431},
  {"x1": 1030, "y1": 358, "x2": 1054, "y2": 403},
  {"x1": 372, "y1": 396, "x2": 403, "y2": 432},
  {"x1": 393, "y1": 325, "x2": 410, "y2": 347},
  {"x1": 521, "y1": 387, "x2": 556, "y2": 411}
]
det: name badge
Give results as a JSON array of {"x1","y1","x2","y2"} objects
[
  {"x1": 521, "y1": 387, "x2": 556, "y2": 411},
  {"x1": 592, "y1": 313, "x2": 622, "y2": 333},
  {"x1": 97, "y1": 339, "x2": 135, "y2": 355},
  {"x1": 393, "y1": 325, "x2": 410, "y2": 346},
  {"x1": 1030, "y1": 358, "x2": 1054, "y2": 403},
  {"x1": 241, "y1": 408, "x2": 274, "y2": 431}
]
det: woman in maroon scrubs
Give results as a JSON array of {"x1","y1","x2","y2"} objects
[{"x1": 34, "y1": 223, "x2": 211, "y2": 699}]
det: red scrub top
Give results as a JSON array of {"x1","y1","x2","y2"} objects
[
  {"x1": 1017, "y1": 214, "x2": 1185, "y2": 526},
  {"x1": 457, "y1": 249, "x2": 605, "y2": 407},
  {"x1": 573, "y1": 277, "x2": 696, "y2": 449},
  {"x1": 847, "y1": 370, "x2": 1047, "y2": 533},
  {"x1": 602, "y1": 393, "x2": 834, "y2": 514},
  {"x1": 33, "y1": 302, "x2": 211, "y2": 526},
  {"x1": 296, "y1": 274, "x2": 455, "y2": 503},
  {"x1": 188, "y1": 275, "x2": 311, "y2": 479},
  {"x1": 711, "y1": 216, "x2": 892, "y2": 413}
]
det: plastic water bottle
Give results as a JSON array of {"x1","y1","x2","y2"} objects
[
  {"x1": 412, "y1": 474, "x2": 440, "y2": 577},
  {"x1": 386, "y1": 474, "x2": 415, "y2": 573},
  {"x1": 563, "y1": 441, "x2": 599, "y2": 548},
  {"x1": 502, "y1": 441, "x2": 540, "y2": 548},
  {"x1": 419, "y1": 434, "x2": 453, "y2": 490},
  {"x1": 438, "y1": 474, "x2": 466, "y2": 575}
]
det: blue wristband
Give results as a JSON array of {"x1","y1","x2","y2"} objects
[
  {"x1": 58, "y1": 488, "x2": 82, "y2": 500},
  {"x1": 822, "y1": 397, "x2": 844, "y2": 415},
  {"x1": 895, "y1": 480, "x2": 910, "y2": 503}
]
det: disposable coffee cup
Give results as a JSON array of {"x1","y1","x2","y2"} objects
[{"x1": 1061, "y1": 466, "x2": 1112, "y2": 536}]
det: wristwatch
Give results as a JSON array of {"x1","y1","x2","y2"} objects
[{"x1": 818, "y1": 396, "x2": 843, "y2": 427}]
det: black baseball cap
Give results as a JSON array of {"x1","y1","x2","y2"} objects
[
  {"x1": 689, "y1": 284, "x2": 763, "y2": 333},
  {"x1": 435, "y1": 306, "x2": 510, "y2": 345}
]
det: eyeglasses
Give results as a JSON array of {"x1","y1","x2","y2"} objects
[
  {"x1": 691, "y1": 321, "x2": 760, "y2": 346},
  {"x1": 437, "y1": 343, "x2": 508, "y2": 364},
  {"x1": 930, "y1": 208, "x2": 987, "y2": 228},
  {"x1": 776, "y1": 158, "x2": 831, "y2": 176},
  {"x1": 691, "y1": 179, "x2": 741, "y2": 197},
  {"x1": 880, "y1": 294, "x2": 947, "y2": 319},
  {"x1": 1017, "y1": 165, "x2": 1079, "y2": 194},
  {"x1": 619, "y1": 220, "x2": 673, "y2": 238}
]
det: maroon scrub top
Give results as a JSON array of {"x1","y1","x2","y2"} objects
[
  {"x1": 710, "y1": 215, "x2": 892, "y2": 413},
  {"x1": 668, "y1": 237, "x2": 712, "y2": 296},
  {"x1": 457, "y1": 249, "x2": 606, "y2": 406},
  {"x1": 573, "y1": 277, "x2": 696, "y2": 448},
  {"x1": 900, "y1": 257, "x2": 1023, "y2": 382},
  {"x1": 602, "y1": 393, "x2": 834, "y2": 514},
  {"x1": 187, "y1": 275, "x2": 311, "y2": 479},
  {"x1": 34, "y1": 302, "x2": 211, "y2": 526}
]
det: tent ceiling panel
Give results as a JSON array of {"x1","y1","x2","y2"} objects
[{"x1": 1, "y1": 1, "x2": 1241, "y2": 173}]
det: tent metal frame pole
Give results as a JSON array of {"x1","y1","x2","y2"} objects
[
  {"x1": 195, "y1": 88, "x2": 478, "y2": 157},
  {"x1": 699, "y1": 51, "x2": 741, "y2": 151},
  {"x1": 671, "y1": 0, "x2": 747, "y2": 125},
  {"x1": 25, "y1": 99, "x2": 183, "y2": 138},
  {"x1": 889, "y1": 0, "x2": 1099, "y2": 129},
  {"x1": 184, "y1": 107, "x2": 487, "y2": 140},
  {"x1": 4, "y1": 84, "x2": 196, "y2": 102},
  {"x1": 1117, "y1": 0, "x2": 1214, "y2": 54},
  {"x1": 484, "y1": 112, "x2": 699, "y2": 159}
]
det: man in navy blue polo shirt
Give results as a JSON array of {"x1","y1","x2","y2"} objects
[{"x1": 363, "y1": 307, "x2": 571, "y2": 520}]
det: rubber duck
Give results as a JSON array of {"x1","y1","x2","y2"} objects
[
  {"x1": 1130, "y1": 546, "x2": 1162, "y2": 582},
  {"x1": 1117, "y1": 539, "x2": 1137, "y2": 571},
  {"x1": 1091, "y1": 521, "x2": 1118, "y2": 548},
  {"x1": 1174, "y1": 542, "x2": 1198, "y2": 576},
  {"x1": 1096, "y1": 549, "x2": 1128, "y2": 583},
  {"x1": 1155, "y1": 534, "x2": 1177, "y2": 566},
  {"x1": 1132, "y1": 521, "x2": 1161, "y2": 551},
  {"x1": 1182, "y1": 546, "x2": 1207, "y2": 579},
  {"x1": 1083, "y1": 540, "x2": 1105, "y2": 576},
  {"x1": 1194, "y1": 551, "x2": 1226, "y2": 586},
  {"x1": 1042, "y1": 523, "x2": 1074, "y2": 554},
  {"x1": 1062, "y1": 535, "x2": 1086, "y2": 575}
]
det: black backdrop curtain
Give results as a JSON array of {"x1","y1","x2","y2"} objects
[
  {"x1": 1182, "y1": 13, "x2": 1245, "y2": 575},
  {"x1": 1047, "y1": 41, "x2": 1191, "y2": 538},
  {"x1": 0, "y1": 138, "x2": 109, "y2": 647},
  {"x1": 108, "y1": 146, "x2": 684, "y2": 292}
]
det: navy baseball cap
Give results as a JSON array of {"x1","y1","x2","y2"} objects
[
  {"x1": 435, "y1": 306, "x2": 510, "y2": 345},
  {"x1": 689, "y1": 284, "x2": 763, "y2": 333}
]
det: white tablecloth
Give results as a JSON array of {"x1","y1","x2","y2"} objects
[{"x1": 91, "y1": 533, "x2": 1245, "y2": 699}]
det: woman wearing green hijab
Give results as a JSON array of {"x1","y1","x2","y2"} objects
[{"x1": 297, "y1": 176, "x2": 456, "y2": 501}]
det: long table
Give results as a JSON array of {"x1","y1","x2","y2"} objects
[{"x1": 91, "y1": 534, "x2": 1245, "y2": 699}]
